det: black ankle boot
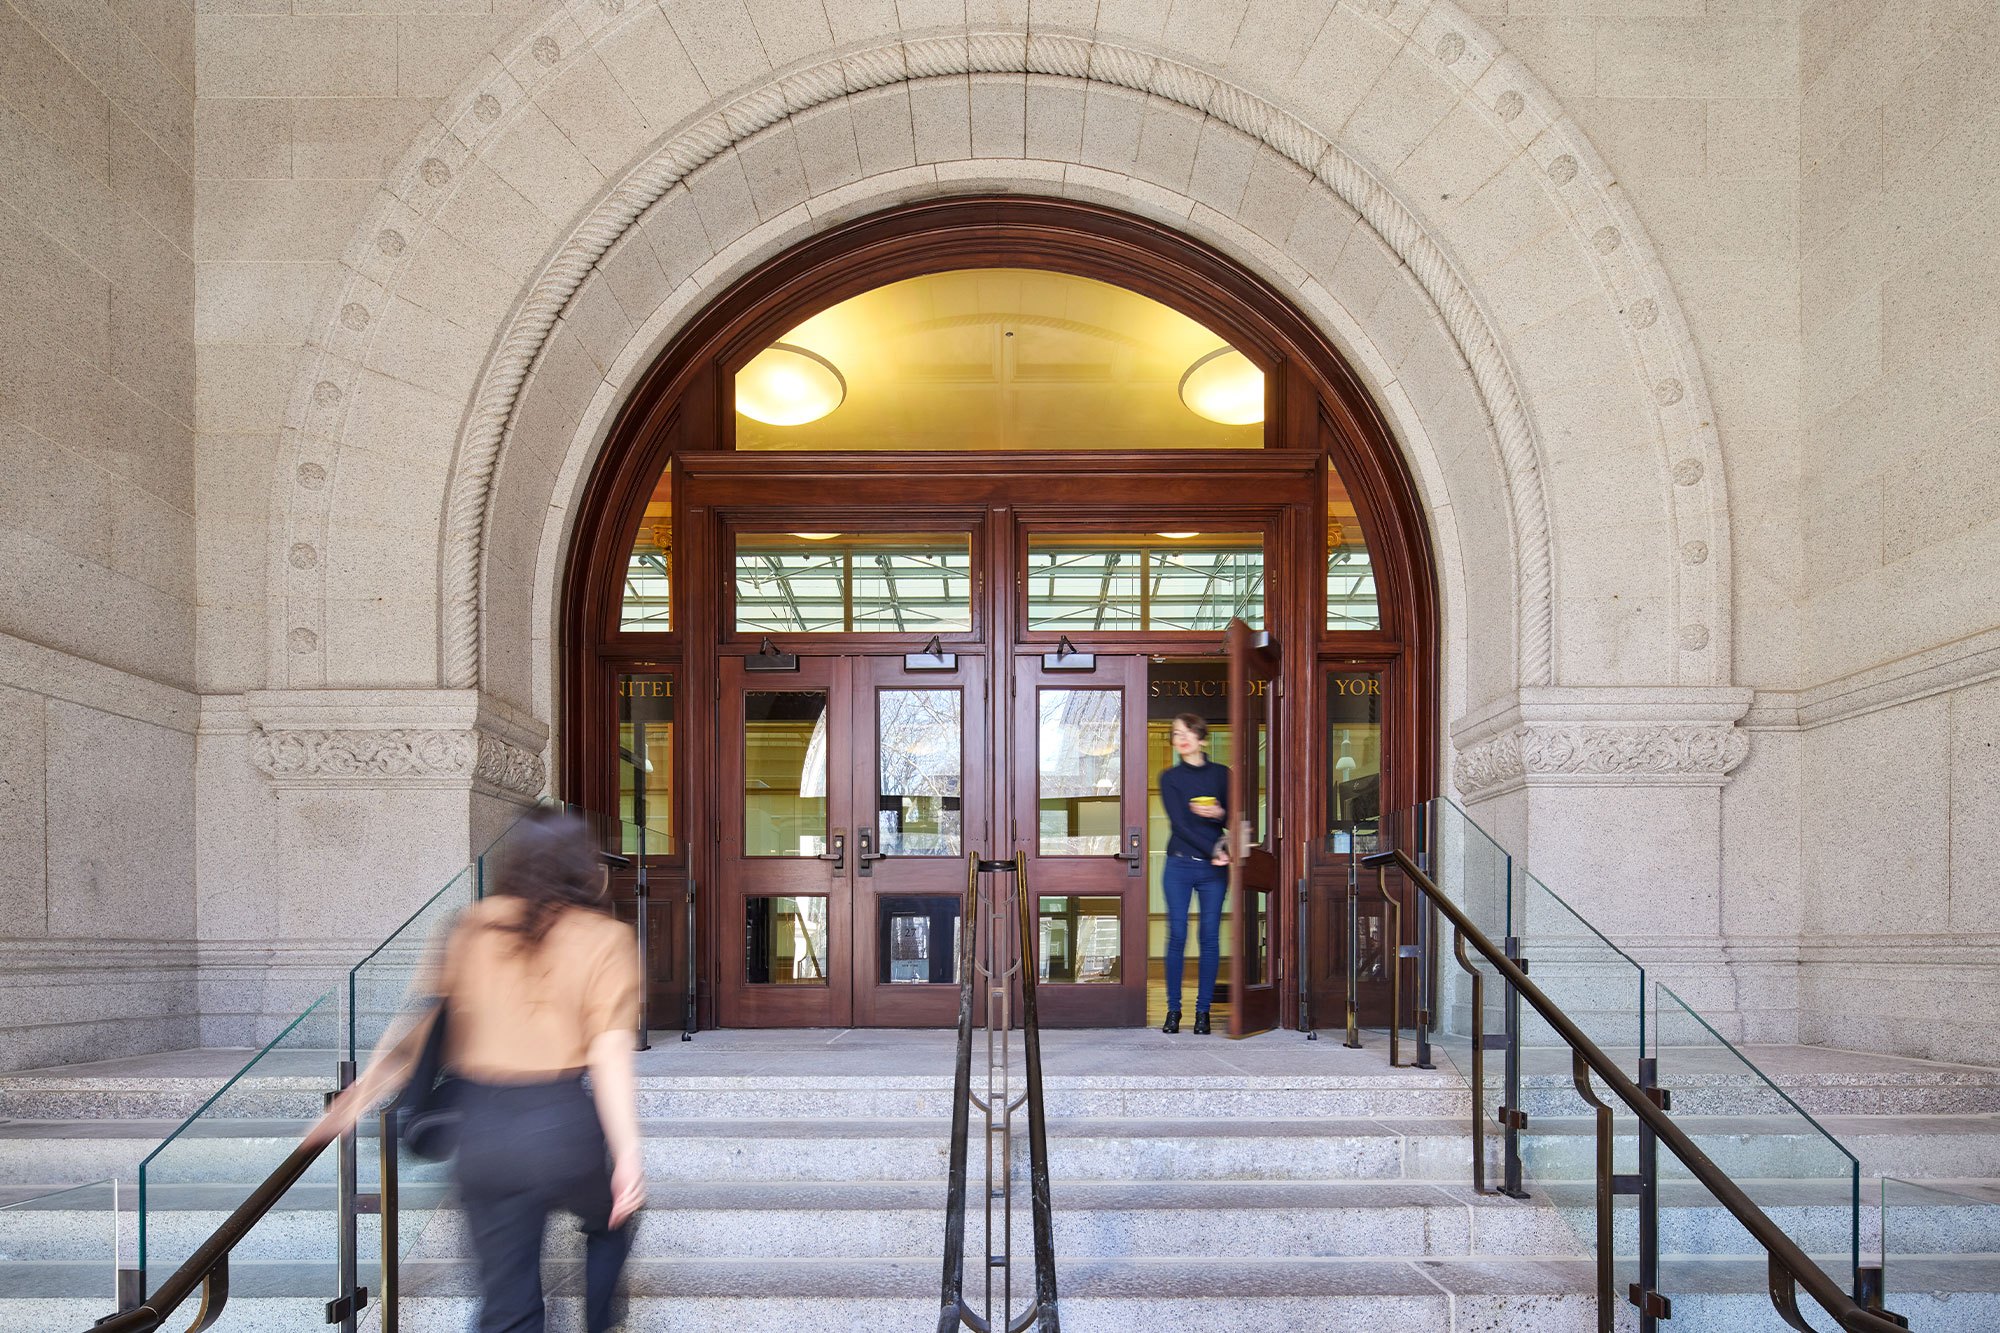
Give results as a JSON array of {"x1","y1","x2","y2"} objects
[
  {"x1": 1192, "y1": 1010, "x2": 1212, "y2": 1034},
  {"x1": 1161, "y1": 1010, "x2": 1181, "y2": 1034}
]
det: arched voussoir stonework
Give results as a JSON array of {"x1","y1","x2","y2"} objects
[{"x1": 273, "y1": 0, "x2": 1731, "y2": 701}]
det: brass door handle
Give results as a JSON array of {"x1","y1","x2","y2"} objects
[{"x1": 817, "y1": 831, "x2": 846, "y2": 873}]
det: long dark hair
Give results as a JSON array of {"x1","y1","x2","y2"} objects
[{"x1": 487, "y1": 807, "x2": 608, "y2": 950}]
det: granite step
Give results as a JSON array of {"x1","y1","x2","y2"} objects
[
  {"x1": 0, "y1": 1178, "x2": 1586, "y2": 1265},
  {"x1": 1, "y1": 1254, "x2": 1606, "y2": 1333},
  {"x1": 0, "y1": 1115, "x2": 1479, "y2": 1187},
  {"x1": 0, "y1": 1072, "x2": 1475, "y2": 1123}
]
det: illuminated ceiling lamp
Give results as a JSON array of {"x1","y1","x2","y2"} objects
[
  {"x1": 737, "y1": 343, "x2": 847, "y2": 426},
  {"x1": 1178, "y1": 347, "x2": 1264, "y2": 426}
]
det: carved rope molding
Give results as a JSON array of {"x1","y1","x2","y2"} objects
[
  {"x1": 434, "y1": 31, "x2": 1557, "y2": 691},
  {"x1": 275, "y1": 0, "x2": 1729, "y2": 696},
  {"x1": 251, "y1": 726, "x2": 548, "y2": 798},
  {"x1": 1454, "y1": 724, "x2": 1752, "y2": 798}
]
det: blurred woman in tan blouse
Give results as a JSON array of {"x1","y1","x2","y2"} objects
[{"x1": 314, "y1": 808, "x2": 644, "y2": 1333}]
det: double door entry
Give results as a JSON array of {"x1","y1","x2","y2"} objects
[
  {"x1": 715, "y1": 634, "x2": 1282, "y2": 1031},
  {"x1": 718, "y1": 651, "x2": 1149, "y2": 1027}
]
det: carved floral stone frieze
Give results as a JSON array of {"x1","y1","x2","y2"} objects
[
  {"x1": 252, "y1": 726, "x2": 546, "y2": 797},
  {"x1": 1454, "y1": 724, "x2": 1750, "y2": 797}
]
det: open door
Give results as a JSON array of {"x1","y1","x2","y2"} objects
[{"x1": 1227, "y1": 619, "x2": 1282, "y2": 1037}]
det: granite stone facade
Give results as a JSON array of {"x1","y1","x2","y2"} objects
[{"x1": 1, "y1": 0, "x2": 1993, "y2": 1069}]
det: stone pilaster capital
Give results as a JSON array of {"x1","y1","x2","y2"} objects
[
  {"x1": 242, "y1": 689, "x2": 548, "y2": 799},
  {"x1": 1450, "y1": 687, "x2": 1753, "y2": 799}
]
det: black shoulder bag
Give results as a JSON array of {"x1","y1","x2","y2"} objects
[{"x1": 386, "y1": 1003, "x2": 463, "y2": 1162}]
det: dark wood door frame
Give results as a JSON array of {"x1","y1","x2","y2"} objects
[{"x1": 558, "y1": 197, "x2": 1438, "y2": 1032}]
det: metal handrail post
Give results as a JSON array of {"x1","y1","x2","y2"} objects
[
  {"x1": 1500, "y1": 933, "x2": 1528, "y2": 1199},
  {"x1": 635, "y1": 822, "x2": 652, "y2": 1051},
  {"x1": 1342, "y1": 834, "x2": 1361, "y2": 1049},
  {"x1": 1412, "y1": 896, "x2": 1437, "y2": 1070},
  {"x1": 328, "y1": 1059, "x2": 364, "y2": 1332},
  {"x1": 1412, "y1": 804, "x2": 1435, "y2": 1071},
  {"x1": 1298, "y1": 853, "x2": 1316, "y2": 1039},
  {"x1": 683, "y1": 875, "x2": 698, "y2": 1041},
  {"x1": 1013, "y1": 852, "x2": 1061, "y2": 1332},
  {"x1": 936, "y1": 857, "x2": 980, "y2": 1333},
  {"x1": 1631, "y1": 1055, "x2": 1669, "y2": 1330},
  {"x1": 378, "y1": 1106, "x2": 399, "y2": 1333}
]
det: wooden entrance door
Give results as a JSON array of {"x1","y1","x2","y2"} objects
[
  {"x1": 717, "y1": 652, "x2": 989, "y2": 1027},
  {"x1": 850, "y1": 654, "x2": 988, "y2": 1026},
  {"x1": 1012, "y1": 652, "x2": 1151, "y2": 1027},
  {"x1": 1227, "y1": 618, "x2": 1284, "y2": 1037}
]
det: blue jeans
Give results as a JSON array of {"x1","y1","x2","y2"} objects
[{"x1": 1163, "y1": 856, "x2": 1227, "y2": 1013}]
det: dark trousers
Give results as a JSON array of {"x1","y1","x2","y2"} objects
[
  {"x1": 453, "y1": 1076, "x2": 635, "y2": 1333},
  {"x1": 1162, "y1": 856, "x2": 1227, "y2": 1012}
]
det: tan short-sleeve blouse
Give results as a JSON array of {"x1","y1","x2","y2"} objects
[{"x1": 437, "y1": 896, "x2": 640, "y2": 1082}]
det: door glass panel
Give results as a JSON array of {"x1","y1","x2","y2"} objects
[
  {"x1": 617, "y1": 673, "x2": 674, "y2": 855},
  {"x1": 1325, "y1": 670, "x2": 1383, "y2": 837},
  {"x1": 743, "y1": 691, "x2": 829, "y2": 856},
  {"x1": 733, "y1": 269, "x2": 1264, "y2": 452},
  {"x1": 1026, "y1": 533, "x2": 1264, "y2": 631},
  {"x1": 621, "y1": 461, "x2": 672, "y2": 631},
  {"x1": 1244, "y1": 889, "x2": 1270, "y2": 985},
  {"x1": 1038, "y1": 897, "x2": 1123, "y2": 983},
  {"x1": 1327, "y1": 470, "x2": 1380, "y2": 630},
  {"x1": 745, "y1": 896, "x2": 830, "y2": 984},
  {"x1": 878, "y1": 896, "x2": 963, "y2": 984},
  {"x1": 1037, "y1": 688, "x2": 1123, "y2": 855},
  {"x1": 735, "y1": 533, "x2": 971, "y2": 633},
  {"x1": 877, "y1": 689, "x2": 962, "y2": 856}
]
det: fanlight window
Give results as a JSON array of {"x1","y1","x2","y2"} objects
[{"x1": 733, "y1": 268, "x2": 1266, "y2": 451}]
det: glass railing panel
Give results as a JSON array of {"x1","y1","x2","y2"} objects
[
  {"x1": 1511, "y1": 869, "x2": 1646, "y2": 1074},
  {"x1": 1654, "y1": 984, "x2": 1858, "y2": 1315},
  {"x1": 1411, "y1": 800, "x2": 1509, "y2": 1178},
  {"x1": 348, "y1": 860, "x2": 475, "y2": 1312},
  {"x1": 0, "y1": 1178, "x2": 120, "y2": 1319},
  {"x1": 138, "y1": 992, "x2": 341, "y2": 1298},
  {"x1": 1880, "y1": 1177, "x2": 2000, "y2": 1327},
  {"x1": 1512, "y1": 1062, "x2": 1643, "y2": 1304}
]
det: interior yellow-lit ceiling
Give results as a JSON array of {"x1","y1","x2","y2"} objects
[{"x1": 734, "y1": 268, "x2": 1265, "y2": 451}]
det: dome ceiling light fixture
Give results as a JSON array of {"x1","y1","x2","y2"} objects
[
  {"x1": 788, "y1": 533, "x2": 841, "y2": 541},
  {"x1": 1178, "y1": 347, "x2": 1264, "y2": 426},
  {"x1": 737, "y1": 343, "x2": 847, "y2": 426},
  {"x1": 1155, "y1": 531, "x2": 1200, "y2": 540}
]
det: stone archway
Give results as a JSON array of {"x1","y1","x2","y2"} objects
[{"x1": 254, "y1": 0, "x2": 1760, "y2": 1022}]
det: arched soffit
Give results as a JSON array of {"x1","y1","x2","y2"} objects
[{"x1": 272, "y1": 0, "x2": 1730, "y2": 695}]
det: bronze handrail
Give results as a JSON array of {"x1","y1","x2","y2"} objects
[
  {"x1": 1362, "y1": 848, "x2": 1906, "y2": 1333},
  {"x1": 92, "y1": 1136, "x2": 332, "y2": 1333},
  {"x1": 937, "y1": 852, "x2": 1060, "y2": 1333}
]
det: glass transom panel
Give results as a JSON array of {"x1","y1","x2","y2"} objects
[
  {"x1": 1327, "y1": 473, "x2": 1380, "y2": 630},
  {"x1": 735, "y1": 269, "x2": 1264, "y2": 451},
  {"x1": 735, "y1": 533, "x2": 971, "y2": 634},
  {"x1": 621, "y1": 460, "x2": 671, "y2": 631},
  {"x1": 1026, "y1": 532, "x2": 1264, "y2": 632}
]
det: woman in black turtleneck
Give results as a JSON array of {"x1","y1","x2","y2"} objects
[{"x1": 1157, "y1": 712, "x2": 1229, "y2": 1034}]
